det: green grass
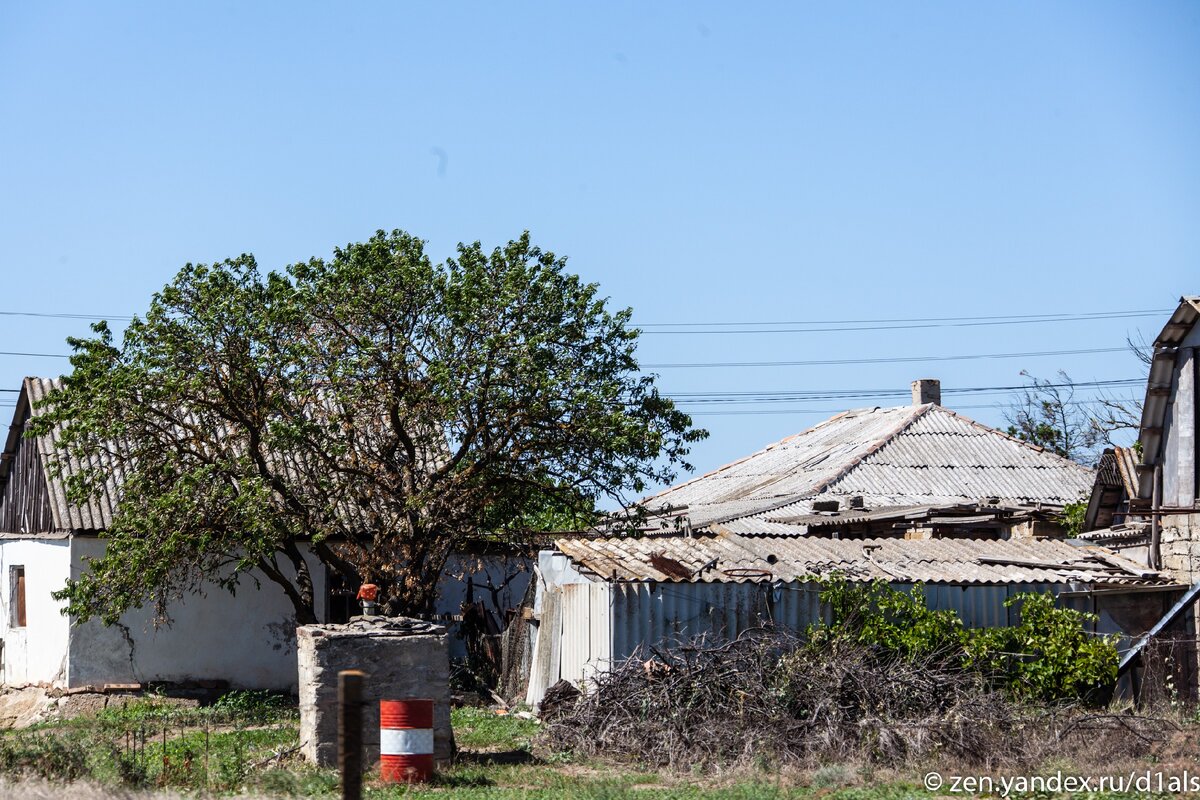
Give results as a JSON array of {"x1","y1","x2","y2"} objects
[
  {"x1": 0, "y1": 693, "x2": 302, "y2": 792},
  {"x1": 0, "y1": 698, "x2": 1186, "y2": 798},
  {"x1": 450, "y1": 707, "x2": 539, "y2": 751}
]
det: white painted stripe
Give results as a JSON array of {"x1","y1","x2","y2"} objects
[{"x1": 380, "y1": 727, "x2": 434, "y2": 755}]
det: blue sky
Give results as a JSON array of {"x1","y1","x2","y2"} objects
[{"x1": 2, "y1": 2, "x2": 1198, "y2": 493}]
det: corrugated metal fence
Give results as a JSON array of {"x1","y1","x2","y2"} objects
[{"x1": 528, "y1": 578, "x2": 1090, "y2": 705}]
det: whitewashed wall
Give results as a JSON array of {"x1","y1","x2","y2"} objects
[
  {"x1": 67, "y1": 537, "x2": 327, "y2": 691},
  {"x1": 0, "y1": 537, "x2": 72, "y2": 686}
]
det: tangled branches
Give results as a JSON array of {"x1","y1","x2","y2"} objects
[{"x1": 541, "y1": 630, "x2": 1170, "y2": 772}]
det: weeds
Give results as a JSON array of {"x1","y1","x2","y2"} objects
[{"x1": 0, "y1": 690, "x2": 300, "y2": 792}]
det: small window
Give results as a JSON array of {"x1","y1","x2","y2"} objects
[{"x1": 10, "y1": 566, "x2": 25, "y2": 628}]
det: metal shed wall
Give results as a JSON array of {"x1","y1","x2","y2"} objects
[{"x1": 533, "y1": 578, "x2": 1089, "y2": 703}]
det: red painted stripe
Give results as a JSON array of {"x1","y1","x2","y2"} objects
[
  {"x1": 380, "y1": 753, "x2": 434, "y2": 783},
  {"x1": 380, "y1": 699, "x2": 434, "y2": 729}
]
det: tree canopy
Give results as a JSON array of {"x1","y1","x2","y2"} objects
[{"x1": 33, "y1": 230, "x2": 706, "y2": 623}]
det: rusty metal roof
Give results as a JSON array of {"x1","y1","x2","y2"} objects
[
  {"x1": 555, "y1": 530, "x2": 1166, "y2": 586},
  {"x1": 643, "y1": 404, "x2": 1094, "y2": 527}
]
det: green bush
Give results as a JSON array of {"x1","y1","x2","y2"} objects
[
  {"x1": 812, "y1": 576, "x2": 1118, "y2": 703},
  {"x1": 966, "y1": 592, "x2": 1118, "y2": 702},
  {"x1": 211, "y1": 689, "x2": 294, "y2": 719},
  {"x1": 814, "y1": 576, "x2": 967, "y2": 661}
]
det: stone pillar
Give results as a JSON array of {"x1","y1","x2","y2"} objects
[{"x1": 297, "y1": 618, "x2": 454, "y2": 767}]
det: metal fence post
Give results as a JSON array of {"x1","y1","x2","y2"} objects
[{"x1": 339, "y1": 670, "x2": 366, "y2": 800}]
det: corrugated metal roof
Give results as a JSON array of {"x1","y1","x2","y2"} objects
[
  {"x1": 2, "y1": 376, "x2": 449, "y2": 534},
  {"x1": 555, "y1": 531, "x2": 1166, "y2": 586},
  {"x1": 1078, "y1": 525, "x2": 1149, "y2": 544},
  {"x1": 1137, "y1": 297, "x2": 1200, "y2": 497},
  {"x1": 643, "y1": 403, "x2": 1094, "y2": 527}
]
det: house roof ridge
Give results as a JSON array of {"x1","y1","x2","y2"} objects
[
  {"x1": 796, "y1": 402, "x2": 933, "y2": 499},
  {"x1": 921, "y1": 403, "x2": 1094, "y2": 473},
  {"x1": 640, "y1": 408, "x2": 863, "y2": 506},
  {"x1": 706, "y1": 404, "x2": 933, "y2": 526}
]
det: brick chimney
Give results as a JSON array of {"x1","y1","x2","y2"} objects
[{"x1": 911, "y1": 378, "x2": 941, "y2": 406}]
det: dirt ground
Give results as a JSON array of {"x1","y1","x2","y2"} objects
[{"x1": 0, "y1": 780, "x2": 195, "y2": 800}]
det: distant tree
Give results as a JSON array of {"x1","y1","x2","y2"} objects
[
  {"x1": 1004, "y1": 370, "x2": 1101, "y2": 463},
  {"x1": 1006, "y1": 335, "x2": 1151, "y2": 467},
  {"x1": 1087, "y1": 334, "x2": 1151, "y2": 446},
  {"x1": 32, "y1": 230, "x2": 706, "y2": 624}
]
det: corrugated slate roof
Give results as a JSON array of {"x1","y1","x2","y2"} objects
[
  {"x1": 643, "y1": 404, "x2": 1094, "y2": 527},
  {"x1": 2, "y1": 376, "x2": 451, "y2": 534},
  {"x1": 0, "y1": 377, "x2": 119, "y2": 531},
  {"x1": 555, "y1": 531, "x2": 1164, "y2": 586}
]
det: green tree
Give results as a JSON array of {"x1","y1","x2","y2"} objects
[
  {"x1": 33, "y1": 230, "x2": 705, "y2": 624},
  {"x1": 1004, "y1": 370, "x2": 1100, "y2": 464}
]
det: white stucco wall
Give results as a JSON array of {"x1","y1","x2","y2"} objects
[
  {"x1": 0, "y1": 537, "x2": 72, "y2": 686},
  {"x1": 67, "y1": 538, "x2": 326, "y2": 691}
]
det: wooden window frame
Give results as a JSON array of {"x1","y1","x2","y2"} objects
[{"x1": 9, "y1": 566, "x2": 25, "y2": 628}]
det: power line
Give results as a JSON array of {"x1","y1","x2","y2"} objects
[
  {"x1": 0, "y1": 344, "x2": 1136, "y2": 366},
  {"x1": 0, "y1": 310, "x2": 134, "y2": 321},
  {"x1": 0, "y1": 350, "x2": 70, "y2": 359},
  {"x1": 685, "y1": 397, "x2": 1139, "y2": 416},
  {"x1": 688, "y1": 404, "x2": 1082, "y2": 417},
  {"x1": 665, "y1": 378, "x2": 1141, "y2": 400},
  {"x1": 635, "y1": 309, "x2": 1168, "y2": 335},
  {"x1": 642, "y1": 346, "x2": 1129, "y2": 369},
  {"x1": 634, "y1": 308, "x2": 1169, "y2": 327},
  {"x1": 0, "y1": 306, "x2": 1168, "y2": 330},
  {"x1": 669, "y1": 380, "x2": 1142, "y2": 409}
]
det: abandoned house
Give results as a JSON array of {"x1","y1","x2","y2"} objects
[
  {"x1": 1074, "y1": 297, "x2": 1200, "y2": 696},
  {"x1": 521, "y1": 380, "x2": 1180, "y2": 704},
  {"x1": 620, "y1": 378, "x2": 1095, "y2": 539},
  {"x1": 0, "y1": 377, "x2": 530, "y2": 690}
]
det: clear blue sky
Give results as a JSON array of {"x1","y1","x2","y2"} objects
[{"x1": 2, "y1": 2, "x2": 1198, "y2": 493}]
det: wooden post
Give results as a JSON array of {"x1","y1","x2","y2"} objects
[
  {"x1": 1150, "y1": 465, "x2": 1163, "y2": 570},
  {"x1": 339, "y1": 670, "x2": 366, "y2": 800}
]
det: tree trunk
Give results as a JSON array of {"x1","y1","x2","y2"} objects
[{"x1": 256, "y1": 555, "x2": 319, "y2": 625}]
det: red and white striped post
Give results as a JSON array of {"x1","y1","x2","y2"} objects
[{"x1": 379, "y1": 698, "x2": 434, "y2": 783}]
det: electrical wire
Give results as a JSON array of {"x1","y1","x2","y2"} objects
[
  {"x1": 665, "y1": 378, "x2": 1143, "y2": 404},
  {"x1": 0, "y1": 350, "x2": 70, "y2": 359},
  {"x1": 0, "y1": 306, "x2": 1167, "y2": 330},
  {"x1": 0, "y1": 310, "x2": 134, "y2": 321},
  {"x1": 635, "y1": 309, "x2": 1168, "y2": 335},
  {"x1": 633, "y1": 308, "x2": 1170, "y2": 327},
  {"x1": 641, "y1": 346, "x2": 1129, "y2": 369}
]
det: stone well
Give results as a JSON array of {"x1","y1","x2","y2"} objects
[{"x1": 297, "y1": 617, "x2": 454, "y2": 766}]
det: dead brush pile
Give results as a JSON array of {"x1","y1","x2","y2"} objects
[{"x1": 540, "y1": 631, "x2": 1173, "y2": 771}]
